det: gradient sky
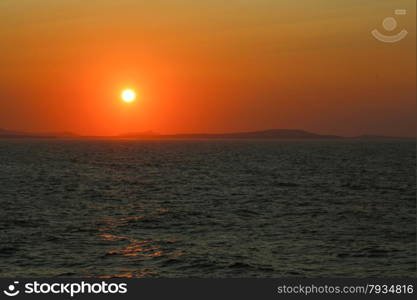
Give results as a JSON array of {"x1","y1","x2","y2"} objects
[{"x1": 0, "y1": 0, "x2": 415, "y2": 136}]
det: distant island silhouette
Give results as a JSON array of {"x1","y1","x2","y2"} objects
[
  {"x1": 119, "y1": 129, "x2": 342, "y2": 139},
  {"x1": 0, "y1": 128, "x2": 413, "y2": 140}
]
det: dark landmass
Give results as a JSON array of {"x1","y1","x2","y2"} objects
[
  {"x1": 118, "y1": 129, "x2": 414, "y2": 140},
  {"x1": 353, "y1": 135, "x2": 414, "y2": 140},
  {"x1": 127, "y1": 129, "x2": 342, "y2": 140},
  {"x1": 0, "y1": 128, "x2": 414, "y2": 140}
]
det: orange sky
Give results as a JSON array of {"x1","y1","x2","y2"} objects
[{"x1": 0, "y1": 0, "x2": 415, "y2": 136}]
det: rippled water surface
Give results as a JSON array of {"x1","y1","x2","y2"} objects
[{"x1": 0, "y1": 139, "x2": 415, "y2": 277}]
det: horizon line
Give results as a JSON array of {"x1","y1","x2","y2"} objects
[{"x1": 0, "y1": 128, "x2": 415, "y2": 139}]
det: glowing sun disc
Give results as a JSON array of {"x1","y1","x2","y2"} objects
[{"x1": 121, "y1": 89, "x2": 136, "y2": 103}]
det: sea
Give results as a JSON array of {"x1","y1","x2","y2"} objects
[{"x1": 0, "y1": 139, "x2": 415, "y2": 278}]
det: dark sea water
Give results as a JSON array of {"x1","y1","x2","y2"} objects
[{"x1": 0, "y1": 139, "x2": 415, "y2": 278}]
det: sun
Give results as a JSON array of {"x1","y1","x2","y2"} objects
[{"x1": 121, "y1": 89, "x2": 136, "y2": 103}]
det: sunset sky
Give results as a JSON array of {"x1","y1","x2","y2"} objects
[{"x1": 0, "y1": 0, "x2": 415, "y2": 136}]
